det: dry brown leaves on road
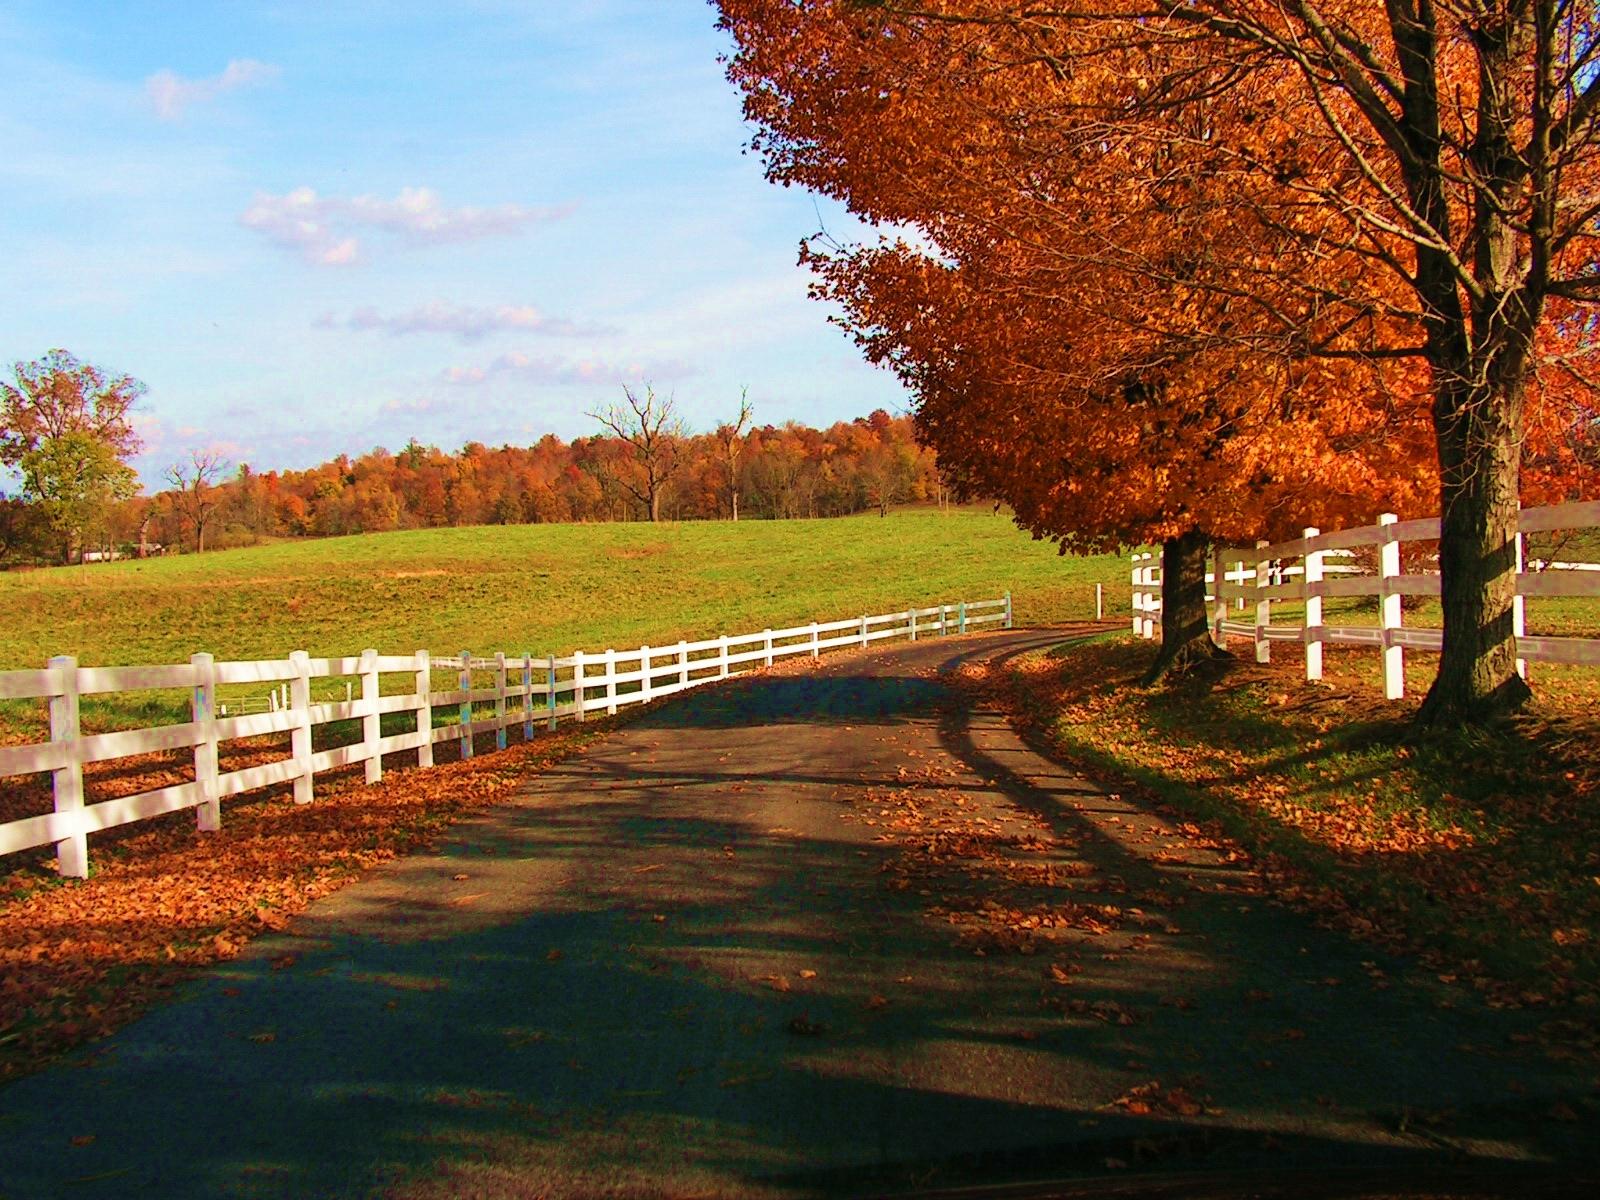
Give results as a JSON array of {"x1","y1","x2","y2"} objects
[
  {"x1": 957, "y1": 636, "x2": 1600, "y2": 1054},
  {"x1": 0, "y1": 724, "x2": 600, "y2": 1082}
]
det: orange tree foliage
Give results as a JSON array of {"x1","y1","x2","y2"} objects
[
  {"x1": 84, "y1": 411, "x2": 943, "y2": 559},
  {"x1": 717, "y1": 0, "x2": 1600, "y2": 711},
  {"x1": 717, "y1": 0, "x2": 1441, "y2": 672}
]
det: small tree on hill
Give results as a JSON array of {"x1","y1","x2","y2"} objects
[
  {"x1": 589, "y1": 385, "x2": 686, "y2": 522},
  {"x1": 166, "y1": 450, "x2": 229, "y2": 554}
]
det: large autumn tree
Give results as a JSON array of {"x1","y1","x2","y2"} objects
[
  {"x1": 718, "y1": 0, "x2": 1600, "y2": 722},
  {"x1": 719, "y1": 0, "x2": 1440, "y2": 679}
]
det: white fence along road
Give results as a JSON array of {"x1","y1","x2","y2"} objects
[
  {"x1": 1, "y1": 596, "x2": 1011, "y2": 878},
  {"x1": 1131, "y1": 499, "x2": 1600, "y2": 697}
]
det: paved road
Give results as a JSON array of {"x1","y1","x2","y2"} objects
[{"x1": 0, "y1": 628, "x2": 1594, "y2": 1199}]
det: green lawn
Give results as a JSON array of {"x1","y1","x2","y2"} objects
[{"x1": 0, "y1": 510, "x2": 1124, "y2": 740}]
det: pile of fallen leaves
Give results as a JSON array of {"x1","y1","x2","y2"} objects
[
  {"x1": 957, "y1": 636, "x2": 1600, "y2": 1025},
  {"x1": 0, "y1": 723, "x2": 599, "y2": 1081}
]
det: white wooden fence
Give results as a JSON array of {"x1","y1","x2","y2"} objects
[
  {"x1": 0, "y1": 595, "x2": 1011, "y2": 878},
  {"x1": 1131, "y1": 499, "x2": 1600, "y2": 697}
]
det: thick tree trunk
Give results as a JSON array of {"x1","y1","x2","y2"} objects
[
  {"x1": 1416, "y1": 376, "x2": 1532, "y2": 724},
  {"x1": 1141, "y1": 528, "x2": 1229, "y2": 684}
]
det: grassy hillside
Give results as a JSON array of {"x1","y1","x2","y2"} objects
[{"x1": 1, "y1": 511, "x2": 1122, "y2": 671}]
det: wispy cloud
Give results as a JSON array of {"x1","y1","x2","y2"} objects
[
  {"x1": 315, "y1": 301, "x2": 606, "y2": 342},
  {"x1": 145, "y1": 59, "x2": 279, "y2": 120},
  {"x1": 240, "y1": 187, "x2": 571, "y2": 266},
  {"x1": 443, "y1": 351, "x2": 696, "y2": 387}
]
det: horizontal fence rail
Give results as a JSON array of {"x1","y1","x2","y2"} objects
[
  {"x1": 1131, "y1": 499, "x2": 1600, "y2": 698},
  {"x1": 1, "y1": 594, "x2": 1012, "y2": 877}
]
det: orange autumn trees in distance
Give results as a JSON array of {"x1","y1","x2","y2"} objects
[
  {"x1": 64, "y1": 410, "x2": 941, "y2": 561},
  {"x1": 717, "y1": 0, "x2": 1600, "y2": 719}
]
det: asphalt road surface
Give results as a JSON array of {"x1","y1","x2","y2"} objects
[{"x1": 1, "y1": 628, "x2": 1595, "y2": 1199}]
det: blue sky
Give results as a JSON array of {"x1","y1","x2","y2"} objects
[{"x1": 0, "y1": 0, "x2": 905, "y2": 486}]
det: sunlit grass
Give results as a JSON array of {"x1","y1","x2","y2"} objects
[{"x1": 1, "y1": 510, "x2": 1125, "y2": 742}]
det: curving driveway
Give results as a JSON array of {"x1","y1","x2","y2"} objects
[{"x1": 0, "y1": 627, "x2": 1594, "y2": 1198}]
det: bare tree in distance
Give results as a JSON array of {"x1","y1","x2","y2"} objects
[
  {"x1": 715, "y1": 387, "x2": 755, "y2": 521},
  {"x1": 588, "y1": 385, "x2": 686, "y2": 522},
  {"x1": 165, "y1": 450, "x2": 229, "y2": 553}
]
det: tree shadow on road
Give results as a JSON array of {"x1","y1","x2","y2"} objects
[{"x1": 2, "y1": 630, "x2": 1596, "y2": 1198}]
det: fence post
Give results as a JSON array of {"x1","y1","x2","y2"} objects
[
  {"x1": 1004, "y1": 591, "x2": 1013, "y2": 628},
  {"x1": 1379, "y1": 513, "x2": 1404, "y2": 699},
  {"x1": 359, "y1": 649, "x2": 382, "y2": 784},
  {"x1": 940, "y1": 604, "x2": 949, "y2": 637},
  {"x1": 678, "y1": 640, "x2": 690, "y2": 687},
  {"x1": 523, "y1": 653, "x2": 535, "y2": 740},
  {"x1": 605, "y1": 649, "x2": 618, "y2": 715},
  {"x1": 860, "y1": 614, "x2": 869, "y2": 646},
  {"x1": 1146, "y1": 555, "x2": 1159, "y2": 637},
  {"x1": 909, "y1": 605, "x2": 918, "y2": 641},
  {"x1": 1254, "y1": 542, "x2": 1272, "y2": 663},
  {"x1": 189, "y1": 652, "x2": 221, "y2": 833},
  {"x1": 547, "y1": 653, "x2": 559, "y2": 730},
  {"x1": 494, "y1": 652, "x2": 508, "y2": 751},
  {"x1": 1133, "y1": 556, "x2": 1146, "y2": 638},
  {"x1": 46, "y1": 656, "x2": 87, "y2": 879},
  {"x1": 810, "y1": 622, "x2": 819, "y2": 658},
  {"x1": 641, "y1": 645, "x2": 653, "y2": 702},
  {"x1": 763, "y1": 630, "x2": 773, "y2": 668},
  {"x1": 1303, "y1": 529, "x2": 1324, "y2": 682},
  {"x1": 1211, "y1": 548, "x2": 1228, "y2": 646},
  {"x1": 718, "y1": 635, "x2": 730, "y2": 678},
  {"x1": 1514, "y1": 527, "x2": 1528, "y2": 680},
  {"x1": 1095, "y1": 583, "x2": 1103, "y2": 621},
  {"x1": 958, "y1": 600, "x2": 968, "y2": 634},
  {"x1": 291, "y1": 650, "x2": 313, "y2": 804},
  {"x1": 414, "y1": 650, "x2": 433, "y2": 768},
  {"x1": 573, "y1": 650, "x2": 586, "y2": 723},
  {"x1": 459, "y1": 650, "x2": 474, "y2": 760}
]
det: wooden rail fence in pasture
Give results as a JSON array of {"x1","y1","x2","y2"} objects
[
  {"x1": 0, "y1": 595, "x2": 1011, "y2": 878},
  {"x1": 1130, "y1": 500, "x2": 1600, "y2": 697}
]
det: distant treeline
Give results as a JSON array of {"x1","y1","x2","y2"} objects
[{"x1": 2, "y1": 410, "x2": 951, "y2": 562}]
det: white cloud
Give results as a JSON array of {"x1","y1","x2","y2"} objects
[
  {"x1": 316, "y1": 301, "x2": 604, "y2": 342},
  {"x1": 442, "y1": 351, "x2": 696, "y2": 388},
  {"x1": 145, "y1": 59, "x2": 279, "y2": 121},
  {"x1": 239, "y1": 186, "x2": 570, "y2": 266}
]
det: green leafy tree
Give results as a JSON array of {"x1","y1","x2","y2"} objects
[{"x1": 1, "y1": 350, "x2": 144, "y2": 562}]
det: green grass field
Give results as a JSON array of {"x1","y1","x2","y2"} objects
[{"x1": 0, "y1": 510, "x2": 1125, "y2": 741}]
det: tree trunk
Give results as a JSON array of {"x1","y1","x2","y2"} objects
[
  {"x1": 1416, "y1": 376, "x2": 1532, "y2": 724},
  {"x1": 731, "y1": 490, "x2": 739, "y2": 522},
  {"x1": 1141, "y1": 528, "x2": 1229, "y2": 685}
]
